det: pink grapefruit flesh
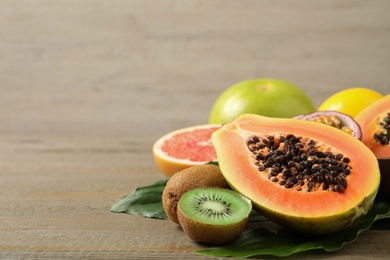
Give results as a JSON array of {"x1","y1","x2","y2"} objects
[{"x1": 153, "y1": 124, "x2": 220, "y2": 177}]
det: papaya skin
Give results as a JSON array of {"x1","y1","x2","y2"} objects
[
  {"x1": 252, "y1": 186, "x2": 377, "y2": 234},
  {"x1": 355, "y1": 94, "x2": 390, "y2": 158},
  {"x1": 212, "y1": 114, "x2": 380, "y2": 234},
  {"x1": 162, "y1": 164, "x2": 230, "y2": 225}
]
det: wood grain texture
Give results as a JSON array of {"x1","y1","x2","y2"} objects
[{"x1": 0, "y1": 0, "x2": 390, "y2": 259}]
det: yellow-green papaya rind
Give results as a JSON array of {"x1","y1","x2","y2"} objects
[
  {"x1": 212, "y1": 114, "x2": 380, "y2": 235},
  {"x1": 251, "y1": 185, "x2": 377, "y2": 234}
]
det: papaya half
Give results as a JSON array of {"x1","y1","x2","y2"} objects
[
  {"x1": 355, "y1": 94, "x2": 390, "y2": 158},
  {"x1": 212, "y1": 114, "x2": 380, "y2": 234}
]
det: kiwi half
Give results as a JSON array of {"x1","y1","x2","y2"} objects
[
  {"x1": 177, "y1": 187, "x2": 252, "y2": 245},
  {"x1": 162, "y1": 164, "x2": 230, "y2": 224}
]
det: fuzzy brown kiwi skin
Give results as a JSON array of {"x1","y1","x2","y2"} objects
[
  {"x1": 177, "y1": 207, "x2": 249, "y2": 245},
  {"x1": 162, "y1": 164, "x2": 230, "y2": 224}
]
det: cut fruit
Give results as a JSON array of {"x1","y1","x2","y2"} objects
[
  {"x1": 212, "y1": 114, "x2": 380, "y2": 234},
  {"x1": 153, "y1": 124, "x2": 220, "y2": 177},
  {"x1": 355, "y1": 95, "x2": 390, "y2": 158},
  {"x1": 294, "y1": 110, "x2": 362, "y2": 140},
  {"x1": 177, "y1": 187, "x2": 252, "y2": 245},
  {"x1": 162, "y1": 164, "x2": 230, "y2": 224}
]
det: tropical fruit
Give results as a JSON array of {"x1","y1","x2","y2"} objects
[
  {"x1": 162, "y1": 164, "x2": 230, "y2": 224},
  {"x1": 318, "y1": 87, "x2": 383, "y2": 118},
  {"x1": 153, "y1": 124, "x2": 220, "y2": 177},
  {"x1": 355, "y1": 95, "x2": 390, "y2": 158},
  {"x1": 212, "y1": 114, "x2": 380, "y2": 234},
  {"x1": 177, "y1": 187, "x2": 252, "y2": 245},
  {"x1": 294, "y1": 110, "x2": 362, "y2": 140},
  {"x1": 209, "y1": 78, "x2": 316, "y2": 124}
]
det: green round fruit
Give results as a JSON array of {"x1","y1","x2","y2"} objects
[{"x1": 209, "y1": 79, "x2": 316, "y2": 124}]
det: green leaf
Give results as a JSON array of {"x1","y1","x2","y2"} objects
[
  {"x1": 111, "y1": 177, "x2": 390, "y2": 258},
  {"x1": 196, "y1": 201, "x2": 390, "y2": 258},
  {"x1": 110, "y1": 176, "x2": 266, "y2": 222},
  {"x1": 110, "y1": 178, "x2": 169, "y2": 219},
  {"x1": 206, "y1": 161, "x2": 219, "y2": 166}
]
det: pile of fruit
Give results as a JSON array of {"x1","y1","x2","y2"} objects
[{"x1": 152, "y1": 78, "x2": 389, "y2": 245}]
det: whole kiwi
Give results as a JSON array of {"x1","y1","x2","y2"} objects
[{"x1": 162, "y1": 164, "x2": 230, "y2": 224}]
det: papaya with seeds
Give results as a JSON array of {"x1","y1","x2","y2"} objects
[
  {"x1": 212, "y1": 114, "x2": 380, "y2": 234},
  {"x1": 355, "y1": 94, "x2": 390, "y2": 158}
]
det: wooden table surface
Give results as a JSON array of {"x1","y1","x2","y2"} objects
[{"x1": 1, "y1": 1, "x2": 390, "y2": 259}]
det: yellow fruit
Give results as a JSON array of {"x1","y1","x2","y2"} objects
[{"x1": 318, "y1": 88, "x2": 383, "y2": 118}]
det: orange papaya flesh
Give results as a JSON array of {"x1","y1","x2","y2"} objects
[
  {"x1": 212, "y1": 114, "x2": 380, "y2": 234},
  {"x1": 355, "y1": 95, "x2": 390, "y2": 158}
]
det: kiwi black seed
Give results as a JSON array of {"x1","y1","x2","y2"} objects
[
  {"x1": 177, "y1": 187, "x2": 252, "y2": 245},
  {"x1": 246, "y1": 134, "x2": 352, "y2": 193},
  {"x1": 162, "y1": 164, "x2": 230, "y2": 225}
]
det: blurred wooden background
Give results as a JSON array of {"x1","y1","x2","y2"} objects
[
  {"x1": 1, "y1": 1, "x2": 390, "y2": 258},
  {"x1": 0, "y1": 0, "x2": 389, "y2": 141}
]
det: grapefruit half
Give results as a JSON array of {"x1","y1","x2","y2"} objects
[{"x1": 152, "y1": 124, "x2": 220, "y2": 177}]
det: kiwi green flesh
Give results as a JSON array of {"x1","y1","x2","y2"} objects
[
  {"x1": 162, "y1": 164, "x2": 230, "y2": 225},
  {"x1": 178, "y1": 188, "x2": 252, "y2": 225}
]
